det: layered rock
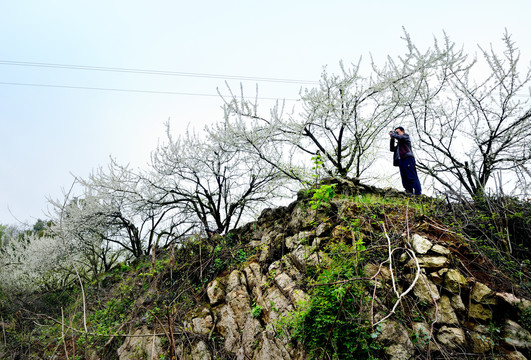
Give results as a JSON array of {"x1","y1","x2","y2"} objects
[{"x1": 115, "y1": 186, "x2": 531, "y2": 360}]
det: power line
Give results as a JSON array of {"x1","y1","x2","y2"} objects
[
  {"x1": 0, "y1": 60, "x2": 319, "y2": 85},
  {"x1": 0, "y1": 81, "x2": 300, "y2": 101}
]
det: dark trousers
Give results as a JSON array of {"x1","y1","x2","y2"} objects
[{"x1": 398, "y1": 157, "x2": 422, "y2": 195}]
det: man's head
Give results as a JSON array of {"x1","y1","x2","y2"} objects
[{"x1": 394, "y1": 126, "x2": 405, "y2": 135}]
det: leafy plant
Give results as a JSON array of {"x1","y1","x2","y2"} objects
[
  {"x1": 251, "y1": 302, "x2": 263, "y2": 318},
  {"x1": 281, "y1": 242, "x2": 379, "y2": 359},
  {"x1": 308, "y1": 184, "x2": 337, "y2": 210}
]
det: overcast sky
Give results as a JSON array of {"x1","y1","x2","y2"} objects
[{"x1": 1, "y1": 1, "x2": 530, "y2": 225}]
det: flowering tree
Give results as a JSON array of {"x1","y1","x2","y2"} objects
[
  {"x1": 396, "y1": 31, "x2": 531, "y2": 198},
  {"x1": 150, "y1": 124, "x2": 286, "y2": 234},
  {"x1": 216, "y1": 58, "x2": 428, "y2": 183},
  {"x1": 49, "y1": 159, "x2": 190, "y2": 261}
]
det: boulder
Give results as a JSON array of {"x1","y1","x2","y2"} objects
[
  {"x1": 430, "y1": 295, "x2": 458, "y2": 325},
  {"x1": 409, "y1": 234, "x2": 433, "y2": 254},
  {"x1": 406, "y1": 256, "x2": 450, "y2": 269},
  {"x1": 408, "y1": 273, "x2": 440, "y2": 303},
  {"x1": 443, "y1": 269, "x2": 467, "y2": 294},
  {"x1": 502, "y1": 319, "x2": 531, "y2": 350},
  {"x1": 470, "y1": 282, "x2": 496, "y2": 305},
  {"x1": 469, "y1": 331, "x2": 493, "y2": 353},
  {"x1": 496, "y1": 292, "x2": 531, "y2": 313},
  {"x1": 450, "y1": 294, "x2": 466, "y2": 313},
  {"x1": 411, "y1": 322, "x2": 432, "y2": 350},
  {"x1": 469, "y1": 303, "x2": 493, "y2": 322},
  {"x1": 207, "y1": 279, "x2": 225, "y2": 305},
  {"x1": 436, "y1": 326, "x2": 466, "y2": 349},
  {"x1": 378, "y1": 320, "x2": 414, "y2": 360},
  {"x1": 117, "y1": 326, "x2": 164, "y2": 360},
  {"x1": 431, "y1": 244, "x2": 451, "y2": 255}
]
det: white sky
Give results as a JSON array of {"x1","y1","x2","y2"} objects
[{"x1": 1, "y1": 0, "x2": 530, "y2": 225}]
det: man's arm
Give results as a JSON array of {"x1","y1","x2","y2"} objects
[{"x1": 390, "y1": 132, "x2": 410, "y2": 141}]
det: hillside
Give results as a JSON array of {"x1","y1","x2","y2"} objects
[{"x1": 2, "y1": 178, "x2": 531, "y2": 359}]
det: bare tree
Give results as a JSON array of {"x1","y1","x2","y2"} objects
[{"x1": 397, "y1": 30, "x2": 531, "y2": 198}]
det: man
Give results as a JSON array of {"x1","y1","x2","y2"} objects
[{"x1": 389, "y1": 127, "x2": 422, "y2": 195}]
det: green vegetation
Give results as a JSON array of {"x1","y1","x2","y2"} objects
[
  {"x1": 308, "y1": 183, "x2": 337, "y2": 210},
  {"x1": 1, "y1": 182, "x2": 531, "y2": 359},
  {"x1": 282, "y1": 242, "x2": 379, "y2": 359}
]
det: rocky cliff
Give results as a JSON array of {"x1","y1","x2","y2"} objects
[
  {"x1": 7, "y1": 180, "x2": 529, "y2": 360},
  {"x1": 113, "y1": 179, "x2": 531, "y2": 359}
]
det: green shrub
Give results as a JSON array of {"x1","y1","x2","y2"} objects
[
  {"x1": 282, "y1": 242, "x2": 380, "y2": 359},
  {"x1": 308, "y1": 184, "x2": 337, "y2": 210}
]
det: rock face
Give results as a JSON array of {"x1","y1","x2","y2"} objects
[
  {"x1": 116, "y1": 185, "x2": 531, "y2": 360},
  {"x1": 117, "y1": 326, "x2": 164, "y2": 360}
]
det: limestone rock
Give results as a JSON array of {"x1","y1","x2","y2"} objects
[
  {"x1": 406, "y1": 256, "x2": 450, "y2": 269},
  {"x1": 289, "y1": 206, "x2": 317, "y2": 230},
  {"x1": 409, "y1": 273, "x2": 440, "y2": 303},
  {"x1": 207, "y1": 279, "x2": 225, "y2": 305},
  {"x1": 430, "y1": 295, "x2": 458, "y2": 325},
  {"x1": 384, "y1": 344, "x2": 414, "y2": 360},
  {"x1": 274, "y1": 272, "x2": 296, "y2": 294},
  {"x1": 241, "y1": 315, "x2": 263, "y2": 356},
  {"x1": 226, "y1": 269, "x2": 247, "y2": 293},
  {"x1": 450, "y1": 294, "x2": 466, "y2": 312},
  {"x1": 411, "y1": 322, "x2": 432, "y2": 350},
  {"x1": 443, "y1": 269, "x2": 467, "y2": 294},
  {"x1": 176, "y1": 341, "x2": 212, "y2": 360},
  {"x1": 255, "y1": 332, "x2": 295, "y2": 360},
  {"x1": 503, "y1": 319, "x2": 531, "y2": 350},
  {"x1": 290, "y1": 288, "x2": 308, "y2": 305},
  {"x1": 409, "y1": 234, "x2": 433, "y2": 254},
  {"x1": 431, "y1": 244, "x2": 451, "y2": 255},
  {"x1": 496, "y1": 292, "x2": 531, "y2": 313},
  {"x1": 469, "y1": 331, "x2": 493, "y2": 353},
  {"x1": 429, "y1": 270, "x2": 444, "y2": 285},
  {"x1": 312, "y1": 237, "x2": 328, "y2": 248},
  {"x1": 285, "y1": 231, "x2": 313, "y2": 250},
  {"x1": 378, "y1": 320, "x2": 414, "y2": 358},
  {"x1": 117, "y1": 326, "x2": 163, "y2": 360},
  {"x1": 469, "y1": 303, "x2": 493, "y2": 321},
  {"x1": 468, "y1": 323, "x2": 489, "y2": 334},
  {"x1": 190, "y1": 310, "x2": 214, "y2": 335},
  {"x1": 499, "y1": 351, "x2": 528, "y2": 360},
  {"x1": 436, "y1": 326, "x2": 466, "y2": 349},
  {"x1": 190, "y1": 341, "x2": 212, "y2": 360},
  {"x1": 264, "y1": 288, "x2": 292, "y2": 324},
  {"x1": 314, "y1": 221, "x2": 331, "y2": 237},
  {"x1": 243, "y1": 262, "x2": 266, "y2": 302},
  {"x1": 470, "y1": 282, "x2": 496, "y2": 305},
  {"x1": 331, "y1": 225, "x2": 352, "y2": 241},
  {"x1": 365, "y1": 263, "x2": 393, "y2": 282},
  {"x1": 216, "y1": 275, "x2": 257, "y2": 354}
]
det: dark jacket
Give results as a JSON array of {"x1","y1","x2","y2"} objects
[{"x1": 390, "y1": 133, "x2": 414, "y2": 167}]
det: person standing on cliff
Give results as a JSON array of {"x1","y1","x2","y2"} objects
[{"x1": 389, "y1": 126, "x2": 422, "y2": 195}]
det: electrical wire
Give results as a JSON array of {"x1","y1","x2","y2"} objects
[
  {"x1": 0, "y1": 81, "x2": 299, "y2": 101},
  {"x1": 0, "y1": 60, "x2": 319, "y2": 85}
]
